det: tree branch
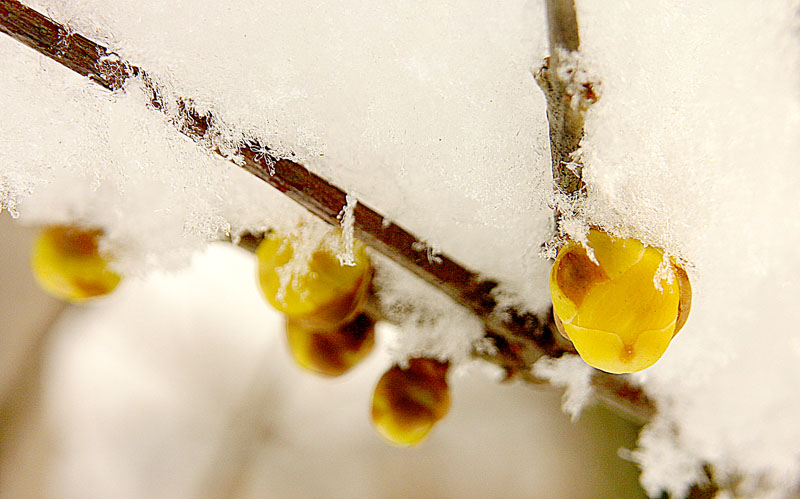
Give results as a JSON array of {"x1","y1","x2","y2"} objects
[
  {"x1": 0, "y1": 0, "x2": 653, "y2": 423},
  {"x1": 536, "y1": 0, "x2": 597, "y2": 200},
  {"x1": 545, "y1": 0, "x2": 580, "y2": 54}
]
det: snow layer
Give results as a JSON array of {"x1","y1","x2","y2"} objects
[
  {"x1": 2, "y1": 0, "x2": 800, "y2": 497},
  {"x1": 370, "y1": 252, "x2": 485, "y2": 365},
  {"x1": 575, "y1": 1, "x2": 800, "y2": 497},
  {"x1": 0, "y1": 35, "x2": 309, "y2": 275},
  {"x1": 7, "y1": 0, "x2": 556, "y2": 308}
]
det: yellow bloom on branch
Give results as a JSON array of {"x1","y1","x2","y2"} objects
[
  {"x1": 284, "y1": 313, "x2": 375, "y2": 377},
  {"x1": 256, "y1": 230, "x2": 372, "y2": 329},
  {"x1": 549, "y1": 229, "x2": 691, "y2": 374},
  {"x1": 371, "y1": 358, "x2": 451, "y2": 447},
  {"x1": 31, "y1": 225, "x2": 121, "y2": 303}
]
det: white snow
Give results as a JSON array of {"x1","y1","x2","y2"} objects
[
  {"x1": 574, "y1": 1, "x2": 800, "y2": 497},
  {"x1": 337, "y1": 192, "x2": 357, "y2": 266},
  {"x1": 12, "y1": 0, "x2": 556, "y2": 308},
  {"x1": 371, "y1": 252, "x2": 486, "y2": 365},
  {"x1": 532, "y1": 355, "x2": 594, "y2": 422}
]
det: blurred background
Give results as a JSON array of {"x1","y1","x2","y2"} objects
[{"x1": 0, "y1": 212, "x2": 645, "y2": 498}]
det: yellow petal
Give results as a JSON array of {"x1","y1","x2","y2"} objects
[
  {"x1": 550, "y1": 228, "x2": 690, "y2": 373},
  {"x1": 31, "y1": 226, "x2": 121, "y2": 303},
  {"x1": 572, "y1": 246, "x2": 679, "y2": 345},
  {"x1": 586, "y1": 229, "x2": 645, "y2": 279},
  {"x1": 563, "y1": 321, "x2": 675, "y2": 374},
  {"x1": 256, "y1": 230, "x2": 371, "y2": 326},
  {"x1": 285, "y1": 314, "x2": 375, "y2": 377},
  {"x1": 370, "y1": 359, "x2": 450, "y2": 447}
]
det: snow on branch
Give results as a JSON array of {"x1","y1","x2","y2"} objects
[{"x1": 0, "y1": 0, "x2": 653, "y2": 423}]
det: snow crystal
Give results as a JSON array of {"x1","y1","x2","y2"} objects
[
  {"x1": 533, "y1": 354, "x2": 594, "y2": 422},
  {"x1": 336, "y1": 192, "x2": 357, "y2": 266},
  {"x1": 371, "y1": 252, "x2": 485, "y2": 365},
  {"x1": 633, "y1": 415, "x2": 706, "y2": 499}
]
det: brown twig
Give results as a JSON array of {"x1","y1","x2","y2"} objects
[
  {"x1": 536, "y1": 0, "x2": 596, "y2": 201},
  {"x1": 0, "y1": 0, "x2": 654, "y2": 423}
]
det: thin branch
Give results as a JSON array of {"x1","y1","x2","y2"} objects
[
  {"x1": 0, "y1": 0, "x2": 653, "y2": 423},
  {"x1": 545, "y1": 0, "x2": 580, "y2": 54},
  {"x1": 536, "y1": 0, "x2": 596, "y2": 200}
]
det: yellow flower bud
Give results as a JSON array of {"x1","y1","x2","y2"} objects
[
  {"x1": 371, "y1": 358, "x2": 451, "y2": 447},
  {"x1": 549, "y1": 229, "x2": 691, "y2": 374},
  {"x1": 284, "y1": 313, "x2": 375, "y2": 377},
  {"x1": 256, "y1": 230, "x2": 372, "y2": 329},
  {"x1": 31, "y1": 225, "x2": 121, "y2": 303}
]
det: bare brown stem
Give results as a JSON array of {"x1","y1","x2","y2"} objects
[{"x1": 537, "y1": 0, "x2": 595, "y2": 200}]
